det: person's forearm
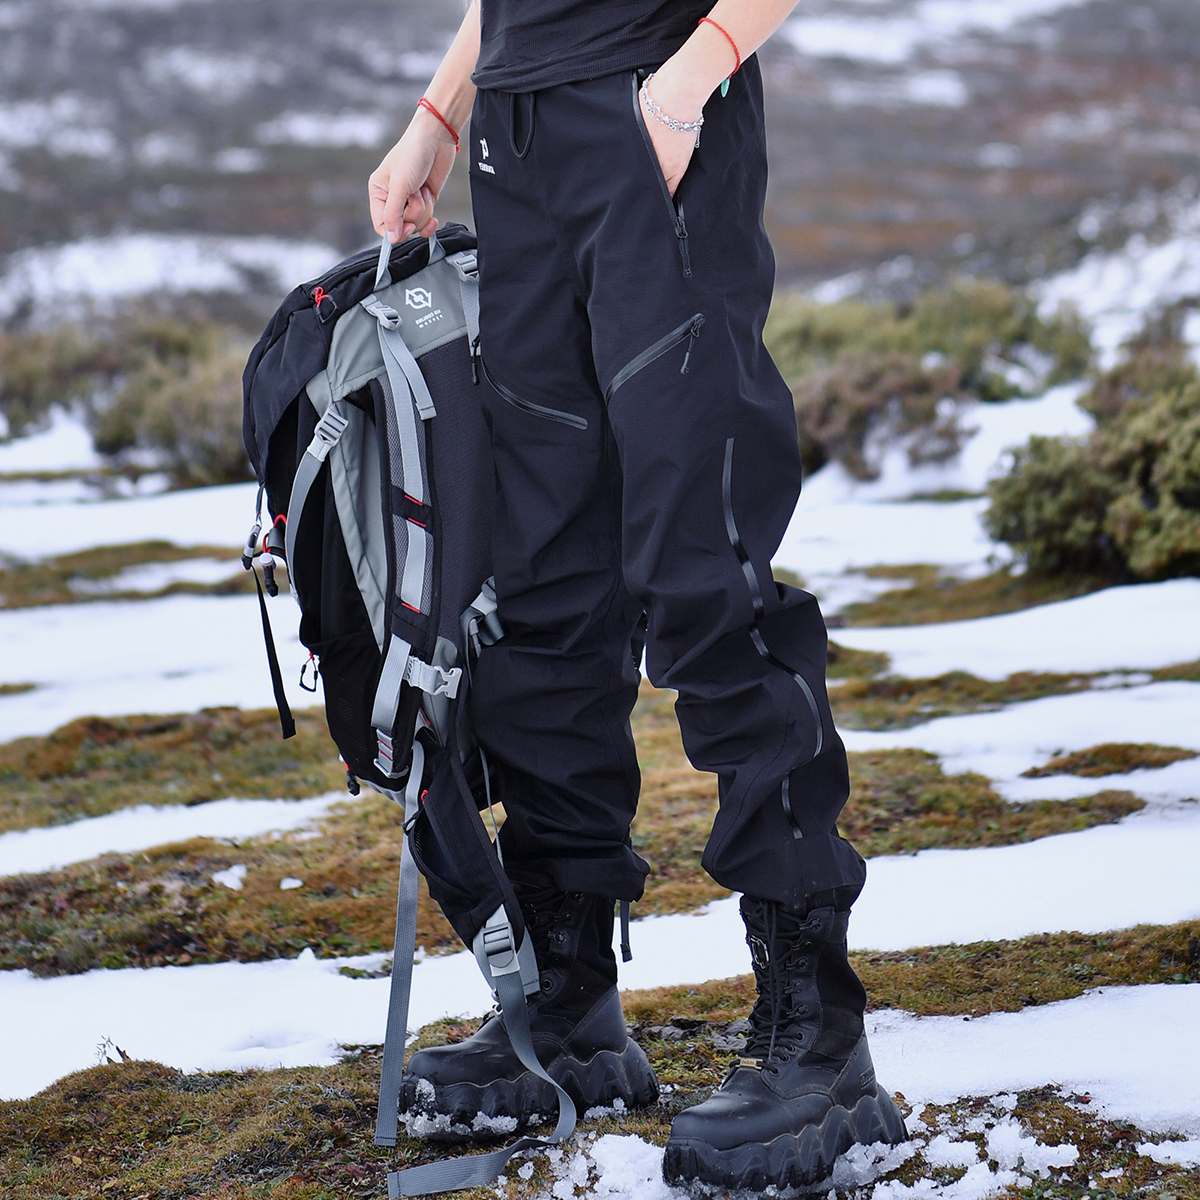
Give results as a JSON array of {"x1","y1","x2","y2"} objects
[
  {"x1": 419, "y1": 0, "x2": 481, "y2": 136},
  {"x1": 656, "y1": 0, "x2": 798, "y2": 115}
]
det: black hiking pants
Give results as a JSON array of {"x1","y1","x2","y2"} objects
[{"x1": 468, "y1": 60, "x2": 865, "y2": 914}]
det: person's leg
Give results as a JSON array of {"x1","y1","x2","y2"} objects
[
  {"x1": 401, "y1": 85, "x2": 656, "y2": 1133},
  {"x1": 500, "y1": 60, "x2": 902, "y2": 1185}
]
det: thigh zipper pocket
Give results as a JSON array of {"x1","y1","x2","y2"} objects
[
  {"x1": 605, "y1": 314, "x2": 704, "y2": 402},
  {"x1": 481, "y1": 359, "x2": 589, "y2": 430},
  {"x1": 632, "y1": 72, "x2": 692, "y2": 277}
]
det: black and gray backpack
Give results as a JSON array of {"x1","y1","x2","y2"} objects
[{"x1": 241, "y1": 227, "x2": 577, "y2": 1196}]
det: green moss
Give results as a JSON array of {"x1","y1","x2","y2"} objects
[
  {"x1": 0, "y1": 541, "x2": 252, "y2": 610},
  {"x1": 625, "y1": 920, "x2": 1200, "y2": 1021},
  {"x1": 0, "y1": 791, "x2": 459, "y2": 976},
  {"x1": 1024, "y1": 742, "x2": 1198, "y2": 778},
  {"x1": 6, "y1": 924, "x2": 1197, "y2": 1200},
  {"x1": 831, "y1": 669, "x2": 1096, "y2": 731},
  {"x1": 0, "y1": 706, "x2": 340, "y2": 835},
  {"x1": 839, "y1": 565, "x2": 1111, "y2": 627},
  {"x1": 0, "y1": 696, "x2": 1146, "y2": 975}
]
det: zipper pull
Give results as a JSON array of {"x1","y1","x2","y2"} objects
[
  {"x1": 470, "y1": 334, "x2": 481, "y2": 385},
  {"x1": 680, "y1": 315, "x2": 704, "y2": 375},
  {"x1": 674, "y1": 215, "x2": 692, "y2": 277}
]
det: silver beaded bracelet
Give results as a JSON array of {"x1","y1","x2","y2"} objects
[{"x1": 640, "y1": 72, "x2": 704, "y2": 147}]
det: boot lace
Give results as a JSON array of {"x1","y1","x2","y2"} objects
[{"x1": 743, "y1": 904, "x2": 818, "y2": 1066}]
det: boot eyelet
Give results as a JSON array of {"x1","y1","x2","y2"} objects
[{"x1": 540, "y1": 977, "x2": 552, "y2": 991}]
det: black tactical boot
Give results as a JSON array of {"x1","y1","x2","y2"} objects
[
  {"x1": 400, "y1": 872, "x2": 658, "y2": 1139},
  {"x1": 664, "y1": 896, "x2": 906, "y2": 1190}
]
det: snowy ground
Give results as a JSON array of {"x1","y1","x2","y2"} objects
[{"x1": 3, "y1": 233, "x2": 1200, "y2": 1194}]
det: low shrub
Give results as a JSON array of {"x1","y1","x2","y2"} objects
[
  {"x1": 790, "y1": 351, "x2": 968, "y2": 478},
  {"x1": 90, "y1": 324, "x2": 252, "y2": 488},
  {"x1": 0, "y1": 326, "x2": 114, "y2": 439},
  {"x1": 984, "y1": 318, "x2": 1200, "y2": 580},
  {"x1": 765, "y1": 278, "x2": 1091, "y2": 479},
  {"x1": 0, "y1": 314, "x2": 253, "y2": 488}
]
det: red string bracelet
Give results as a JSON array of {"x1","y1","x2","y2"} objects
[
  {"x1": 698, "y1": 16, "x2": 741, "y2": 74},
  {"x1": 417, "y1": 97, "x2": 460, "y2": 152}
]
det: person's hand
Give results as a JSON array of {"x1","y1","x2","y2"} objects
[
  {"x1": 369, "y1": 111, "x2": 458, "y2": 243},
  {"x1": 638, "y1": 68, "x2": 705, "y2": 197}
]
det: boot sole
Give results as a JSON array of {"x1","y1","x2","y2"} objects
[
  {"x1": 400, "y1": 1038, "x2": 659, "y2": 1141},
  {"x1": 663, "y1": 1088, "x2": 907, "y2": 1192}
]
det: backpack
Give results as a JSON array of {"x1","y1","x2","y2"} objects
[{"x1": 241, "y1": 227, "x2": 577, "y2": 1196}]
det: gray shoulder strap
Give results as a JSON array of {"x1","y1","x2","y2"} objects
[
  {"x1": 447, "y1": 249, "x2": 480, "y2": 353},
  {"x1": 386, "y1": 904, "x2": 577, "y2": 1198},
  {"x1": 284, "y1": 403, "x2": 350, "y2": 598},
  {"x1": 373, "y1": 739, "x2": 425, "y2": 1147}
]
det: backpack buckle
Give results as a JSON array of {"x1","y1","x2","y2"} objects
[
  {"x1": 309, "y1": 404, "x2": 349, "y2": 462},
  {"x1": 403, "y1": 657, "x2": 462, "y2": 699}
]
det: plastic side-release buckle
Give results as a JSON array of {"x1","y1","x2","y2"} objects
[
  {"x1": 308, "y1": 405, "x2": 349, "y2": 463},
  {"x1": 403, "y1": 657, "x2": 462, "y2": 699},
  {"x1": 472, "y1": 904, "x2": 539, "y2": 998}
]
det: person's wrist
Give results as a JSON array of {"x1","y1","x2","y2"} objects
[
  {"x1": 414, "y1": 98, "x2": 462, "y2": 149},
  {"x1": 652, "y1": 40, "x2": 729, "y2": 116}
]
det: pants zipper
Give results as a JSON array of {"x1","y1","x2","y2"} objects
[
  {"x1": 721, "y1": 437, "x2": 824, "y2": 760},
  {"x1": 481, "y1": 359, "x2": 589, "y2": 430},
  {"x1": 605, "y1": 314, "x2": 704, "y2": 402},
  {"x1": 632, "y1": 72, "x2": 693, "y2": 278}
]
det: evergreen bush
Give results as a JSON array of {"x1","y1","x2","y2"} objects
[
  {"x1": 983, "y1": 314, "x2": 1200, "y2": 581},
  {"x1": 765, "y1": 279, "x2": 1091, "y2": 479}
]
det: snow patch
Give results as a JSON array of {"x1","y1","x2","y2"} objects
[
  {"x1": 0, "y1": 479, "x2": 256, "y2": 559},
  {"x1": 986, "y1": 1118, "x2": 1078, "y2": 1175},
  {"x1": 1137, "y1": 1138, "x2": 1200, "y2": 1167},
  {"x1": 831, "y1": 580, "x2": 1200, "y2": 679},
  {"x1": 780, "y1": 1, "x2": 1092, "y2": 66},
  {"x1": 0, "y1": 795, "x2": 340, "y2": 877},
  {"x1": 256, "y1": 111, "x2": 389, "y2": 148},
  {"x1": 1036, "y1": 196, "x2": 1200, "y2": 368},
  {"x1": 924, "y1": 1134, "x2": 982, "y2": 1169},
  {"x1": 212, "y1": 863, "x2": 247, "y2": 891},
  {"x1": 0, "y1": 234, "x2": 338, "y2": 322}
]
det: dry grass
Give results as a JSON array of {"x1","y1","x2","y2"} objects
[
  {"x1": 1023, "y1": 743, "x2": 1198, "y2": 778},
  {"x1": 3, "y1": 918, "x2": 1198, "y2": 1200},
  {"x1": 0, "y1": 541, "x2": 249, "y2": 610},
  {"x1": 839, "y1": 565, "x2": 1113, "y2": 627},
  {"x1": 0, "y1": 682, "x2": 36, "y2": 696},
  {"x1": 0, "y1": 691, "x2": 1148, "y2": 975},
  {"x1": 0, "y1": 706, "x2": 341, "y2": 835},
  {"x1": 0, "y1": 789, "x2": 457, "y2": 976},
  {"x1": 830, "y1": 669, "x2": 1096, "y2": 730}
]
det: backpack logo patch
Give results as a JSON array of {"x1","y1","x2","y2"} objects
[{"x1": 405, "y1": 287, "x2": 433, "y2": 310}]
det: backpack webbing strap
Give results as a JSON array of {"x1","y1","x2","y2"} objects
[
  {"x1": 387, "y1": 922, "x2": 577, "y2": 1198},
  {"x1": 253, "y1": 567, "x2": 296, "y2": 740},
  {"x1": 447, "y1": 250, "x2": 480, "y2": 355},
  {"x1": 284, "y1": 403, "x2": 350, "y2": 599},
  {"x1": 363, "y1": 296, "x2": 438, "y2": 420},
  {"x1": 374, "y1": 739, "x2": 425, "y2": 1147},
  {"x1": 363, "y1": 303, "x2": 434, "y2": 616},
  {"x1": 372, "y1": 634, "x2": 462, "y2": 778}
]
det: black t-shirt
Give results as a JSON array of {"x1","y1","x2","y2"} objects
[{"x1": 473, "y1": 0, "x2": 713, "y2": 93}]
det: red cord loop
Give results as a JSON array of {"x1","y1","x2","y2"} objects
[
  {"x1": 417, "y1": 97, "x2": 460, "y2": 152},
  {"x1": 698, "y1": 16, "x2": 741, "y2": 74}
]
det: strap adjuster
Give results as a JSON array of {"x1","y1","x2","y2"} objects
[{"x1": 308, "y1": 405, "x2": 349, "y2": 463}]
